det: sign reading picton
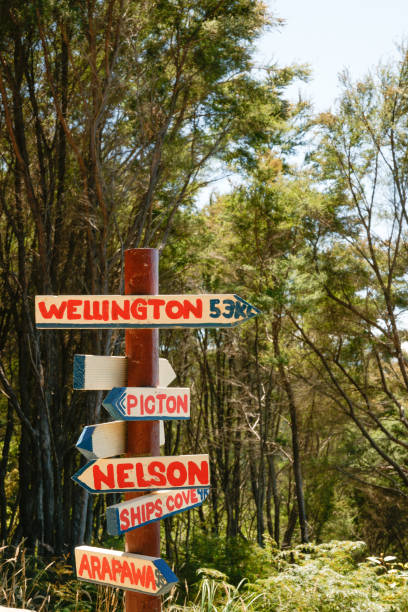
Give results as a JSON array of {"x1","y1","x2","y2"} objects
[{"x1": 103, "y1": 387, "x2": 190, "y2": 420}]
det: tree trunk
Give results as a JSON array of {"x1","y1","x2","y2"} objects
[{"x1": 273, "y1": 318, "x2": 309, "y2": 543}]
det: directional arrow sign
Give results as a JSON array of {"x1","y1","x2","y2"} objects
[
  {"x1": 73, "y1": 355, "x2": 176, "y2": 390},
  {"x1": 103, "y1": 387, "x2": 190, "y2": 421},
  {"x1": 75, "y1": 546, "x2": 177, "y2": 596},
  {"x1": 106, "y1": 488, "x2": 209, "y2": 535},
  {"x1": 72, "y1": 454, "x2": 209, "y2": 493},
  {"x1": 76, "y1": 421, "x2": 126, "y2": 461},
  {"x1": 76, "y1": 420, "x2": 166, "y2": 461},
  {"x1": 35, "y1": 294, "x2": 260, "y2": 328}
]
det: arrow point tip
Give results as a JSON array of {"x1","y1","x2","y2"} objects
[
  {"x1": 234, "y1": 295, "x2": 261, "y2": 320},
  {"x1": 76, "y1": 426, "x2": 94, "y2": 455},
  {"x1": 103, "y1": 387, "x2": 123, "y2": 408},
  {"x1": 248, "y1": 305, "x2": 262, "y2": 317},
  {"x1": 153, "y1": 558, "x2": 179, "y2": 585}
]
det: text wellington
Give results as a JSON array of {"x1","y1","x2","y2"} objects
[{"x1": 35, "y1": 294, "x2": 260, "y2": 328}]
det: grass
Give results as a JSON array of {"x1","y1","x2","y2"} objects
[
  {"x1": 1, "y1": 539, "x2": 408, "y2": 611},
  {"x1": 0, "y1": 541, "x2": 122, "y2": 611},
  {"x1": 164, "y1": 569, "x2": 263, "y2": 611}
]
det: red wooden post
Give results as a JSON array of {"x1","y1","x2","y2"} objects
[{"x1": 124, "y1": 248, "x2": 161, "y2": 612}]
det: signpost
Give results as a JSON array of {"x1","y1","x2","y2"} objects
[
  {"x1": 35, "y1": 294, "x2": 260, "y2": 328},
  {"x1": 124, "y1": 249, "x2": 160, "y2": 612},
  {"x1": 73, "y1": 355, "x2": 176, "y2": 390},
  {"x1": 75, "y1": 546, "x2": 178, "y2": 596},
  {"x1": 106, "y1": 488, "x2": 210, "y2": 535},
  {"x1": 72, "y1": 454, "x2": 210, "y2": 493},
  {"x1": 103, "y1": 387, "x2": 190, "y2": 420},
  {"x1": 36, "y1": 247, "x2": 260, "y2": 612}
]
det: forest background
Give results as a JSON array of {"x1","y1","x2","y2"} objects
[{"x1": 1, "y1": 0, "x2": 408, "y2": 609}]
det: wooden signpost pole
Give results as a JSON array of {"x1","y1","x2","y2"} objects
[{"x1": 124, "y1": 248, "x2": 161, "y2": 612}]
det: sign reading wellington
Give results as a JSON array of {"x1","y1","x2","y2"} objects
[
  {"x1": 72, "y1": 454, "x2": 209, "y2": 493},
  {"x1": 35, "y1": 294, "x2": 260, "y2": 328},
  {"x1": 107, "y1": 488, "x2": 209, "y2": 535},
  {"x1": 75, "y1": 546, "x2": 177, "y2": 596},
  {"x1": 103, "y1": 387, "x2": 190, "y2": 420}
]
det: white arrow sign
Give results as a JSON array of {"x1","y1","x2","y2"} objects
[
  {"x1": 73, "y1": 355, "x2": 176, "y2": 390},
  {"x1": 75, "y1": 546, "x2": 177, "y2": 596},
  {"x1": 35, "y1": 294, "x2": 260, "y2": 328},
  {"x1": 106, "y1": 488, "x2": 209, "y2": 535},
  {"x1": 75, "y1": 420, "x2": 166, "y2": 461}
]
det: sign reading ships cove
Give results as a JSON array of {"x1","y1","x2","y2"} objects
[
  {"x1": 103, "y1": 387, "x2": 190, "y2": 420},
  {"x1": 107, "y1": 488, "x2": 209, "y2": 535},
  {"x1": 72, "y1": 454, "x2": 209, "y2": 493},
  {"x1": 35, "y1": 294, "x2": 260, "y2": 328},
  {"x1": 75, "y1": 546, "x2": 177, "y2": 596}
]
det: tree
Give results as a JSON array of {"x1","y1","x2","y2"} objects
[
  {"x1": 286, "y1": 46, "x2": 408, "y2": 551},
  {"x1": 0, "y1": 0, "x2": 296, "y2": 554}
]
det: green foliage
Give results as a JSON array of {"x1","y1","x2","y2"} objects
[
  {"x1": 166, "y1": 568, "x2": 263, "y2": 611},
  {"x1": 178, "y1": 533, "x2": 271, "y2": 587},
  {"x1": 4, "y1": 540, "x2": 408, "y2": 611},
  {"x1": 250, "y1": 540, "x2": 408, "y2": 611},
  {"x1": 167, "y1": 540, "x2": 408, "y2": 611}
]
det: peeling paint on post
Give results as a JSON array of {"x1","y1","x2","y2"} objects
[{"x1": 125, "y1": 248, "x2": 161, "y2": 612}]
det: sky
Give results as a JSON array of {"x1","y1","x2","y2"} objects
[
  {"x1": 198, "y1": 0, "x2": 408, "y2": 204},
  {"x1": 261, "y1": 0, "x2": 408, "y2": 112}
]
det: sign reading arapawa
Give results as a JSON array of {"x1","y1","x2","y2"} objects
[
  {"x1": 106, "y1": 488, "x2": 210, "y2": 535},
  {"x1": 35, "y1": 294, "x2": 260, "y2": 328},
  {"x1": 72, "y1": 454, "x2": 210, "y2": 493},
  {"x1": 75, "y1": 546, "x2": 177, "y2": 596}
]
